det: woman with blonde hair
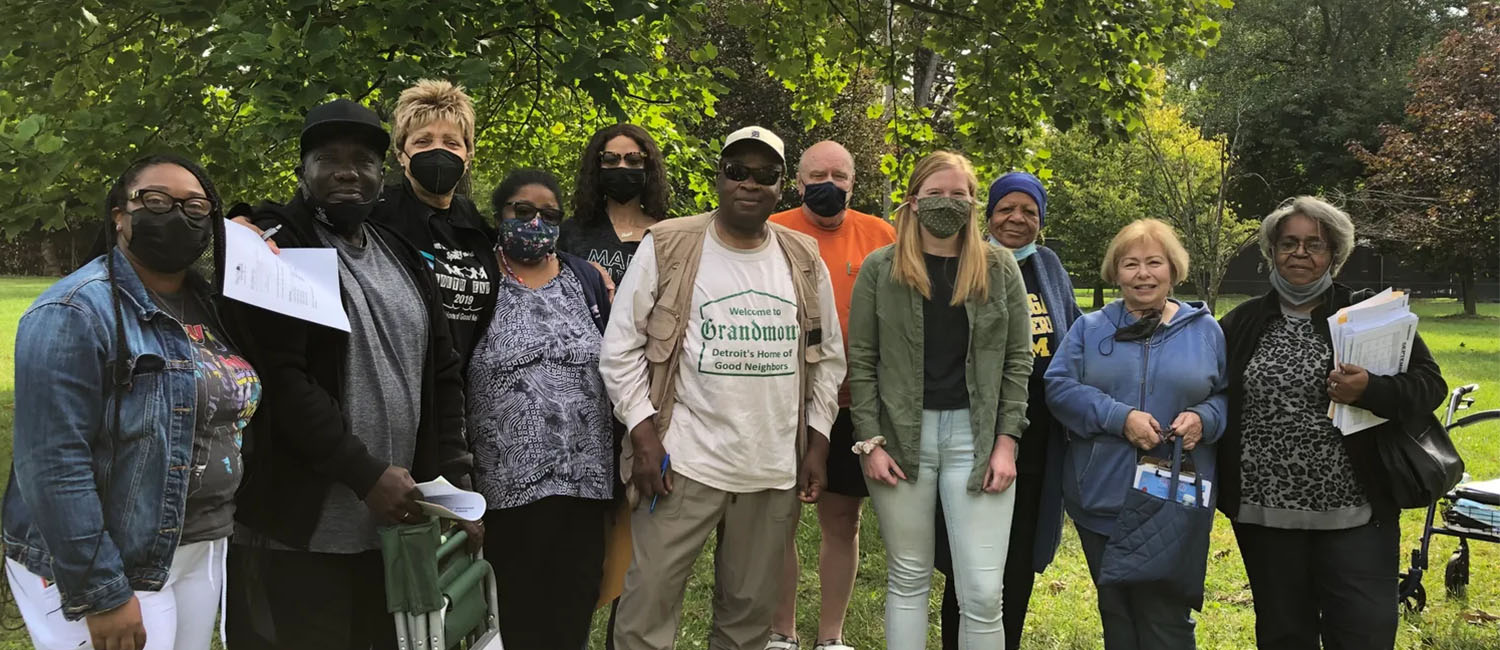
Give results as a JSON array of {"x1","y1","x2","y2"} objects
[
  {"x1": 371, "y1": 79, "x2": 497, "y2": 370},
  {"x1": 1044, "y1": 218, "x2": 1227, "y2": 649},
  {"x1": 846, "y1": 151, "x2": 1032, "y2": 648}
]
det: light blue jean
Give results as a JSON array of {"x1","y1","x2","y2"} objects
[{"x1": 867, "y1": 409, "x2": 1017, "y2": 649}]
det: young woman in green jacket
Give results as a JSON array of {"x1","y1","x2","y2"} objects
[{"x1": 846, "y1": 151, "x2": 1033, "y2": 649}]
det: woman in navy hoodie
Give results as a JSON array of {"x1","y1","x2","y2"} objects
[{"x1": 1044, "y1": 218, "x2": 1227, "y2": 650}]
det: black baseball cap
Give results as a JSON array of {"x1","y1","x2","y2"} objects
[{"x1": 299, "y1": 98, "x2": 391, "y2": 158}]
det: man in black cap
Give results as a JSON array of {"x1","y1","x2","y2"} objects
[{"x1": 223, "y1": 98, "x2": 475, "y2": 650}]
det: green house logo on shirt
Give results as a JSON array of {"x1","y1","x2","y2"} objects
[{"x1": 697, "y1": 289, "x2": 799, "y2": 377}]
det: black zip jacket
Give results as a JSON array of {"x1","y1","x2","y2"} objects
[
  {"x1": 1216, "y1": 285, "x2": 1447, "y2": 524},
  {"x1": 223, "y1": 194, "x2": 472, "y2": 549}
]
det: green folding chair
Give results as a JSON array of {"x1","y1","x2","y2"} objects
[{"x1": 381, "y1": 520, "x2": 503, "y2": 650}]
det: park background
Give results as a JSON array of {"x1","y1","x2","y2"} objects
[{"x1": 0, "y1": 0, "x2": 1496, "y2": 648}]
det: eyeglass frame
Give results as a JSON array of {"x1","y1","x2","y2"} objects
[
  {"x1": 1274, "y1": 237, "x2": 1330, "y2": 256},
  {"x1": 501, "y1": 200, "x2": 565, "y2": 225},
  {"x1": 720, "y1": 160, "x2": 783, "y2": 186},
  {"x1": 129, "y1": 189, "x2": 216, "y2": 219},
  {"x1": 600, "y1": 151, "x2": 648, "y2": 168}
]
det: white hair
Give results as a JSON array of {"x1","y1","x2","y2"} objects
[{"x1": 1259, "y1": 196, "x2": 1356, "y2": 274}]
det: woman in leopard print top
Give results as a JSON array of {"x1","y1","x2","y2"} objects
[{"x1": 1217, "y1": 196, "x2": 1447, "y2": 650}]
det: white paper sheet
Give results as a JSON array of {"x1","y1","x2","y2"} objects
[
  {"x1": 1327, "y1": 288, "x2": 1419, "y2": 434},
  {"x1": 222, "y1": 219, "x2": 350, "y2": 332},
  {"x1": 414, "y1": 476, "x2": 487, "y2": 522}
]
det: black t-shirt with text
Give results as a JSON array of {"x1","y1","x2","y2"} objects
[{"x1": 559, "y1": 217, "x2": 641, "y2": 286}]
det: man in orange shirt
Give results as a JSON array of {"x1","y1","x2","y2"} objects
[{"x1": 766, "y1": 140, "x2": 894, "y2": 650}]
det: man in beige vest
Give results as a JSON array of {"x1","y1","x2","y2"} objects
[{"x1": 600, "y1": 126, "x2": 846, "y2": 650}]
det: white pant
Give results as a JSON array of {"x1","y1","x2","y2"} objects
[
  {"x1": 867, "y1": 409, "x2": 1017, "y2": 650},
  {"x1": 6, "y1": 537, "x2": 228, "y2": 650}
]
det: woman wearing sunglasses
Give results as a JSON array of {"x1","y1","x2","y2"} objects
[
  {"x1": 470, "y1": 169, "x2": 614, "y2": 648},
  {"x1": 559, "y1": 124, "x2": 670, "y2": 286},
  {"x1": 3, "y1": 154, "x2": 259, "y2": 650}
]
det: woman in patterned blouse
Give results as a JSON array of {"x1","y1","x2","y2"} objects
[
  {"x1": 468, "y1": 169, "x2": 615, "y2": 649},
  {"x1": 1216, "y1": 196, "x2": 1447, "y2": 650}
]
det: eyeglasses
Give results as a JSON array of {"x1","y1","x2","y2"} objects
[
  {"x1": 503, "y1": 201, "x2": 564, "y2": 225},
  {"x1": 600, "y1": 151, "x2": 648, "y2": 168},
  {"x1": 1275, "y1": 238, "x2": 1329, "y2": 256},
  {"x1": 131, "y1": 189, "x2": 215, "y2": 218},
  {"x1": 721, "y1": 161, "x2": 782, "y2": 186}
]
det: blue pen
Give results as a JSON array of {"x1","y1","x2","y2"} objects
[{"x1": 649, "y1": 454, "x2": 671, "y2": 513}]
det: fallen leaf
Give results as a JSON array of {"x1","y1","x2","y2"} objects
[
  {"x1": 1461, "y1": 609, "x2": 1499, "y2": 624},
  {"x1": 1214, "y1": 548, "x2": 1232, "y2": 560}
]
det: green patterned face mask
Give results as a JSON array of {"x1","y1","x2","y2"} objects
[{"x1": 915, "y1": 196, "x2": 973, "y2": 238}]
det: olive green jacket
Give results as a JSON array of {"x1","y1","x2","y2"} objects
[{"x1": 847, "y1": 243, "x2": 1033, "y2": 492}]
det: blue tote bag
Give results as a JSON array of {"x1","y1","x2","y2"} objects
[{"x1": 1098, "y1": 436, "x2": 1214, "y2": 610}]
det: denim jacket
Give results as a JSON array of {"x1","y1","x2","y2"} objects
[{"x1": 2, "y1": 250, "x2": 216, "y2": 620}]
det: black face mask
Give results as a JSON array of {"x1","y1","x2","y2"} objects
[
  {"x1": 125, "y1": 207, "x2": 211, "y2": 273},
  {"x1": 309, "y1": 196, "x2": 377, "y2": 234},
  {"x1": 407, "y1": 149, "x2": 466, "y2": 196},
  {"x1": 599, "y1": 167, "x2": 647, "y2": 203},
  {"x1": 802, "y1": 181, "x2": 848, "y2": 218},
  {"x1": 1113, "y1": 309, "x2": 1163, "y2": 342}
]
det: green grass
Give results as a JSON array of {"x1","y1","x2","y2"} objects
[{"x1": 0, "y1": 278, "x2": 1494, "y2": 648}]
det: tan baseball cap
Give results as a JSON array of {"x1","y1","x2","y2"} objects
[{"x1": 721, "y1": 126, "x2": 785, "y2": 163}]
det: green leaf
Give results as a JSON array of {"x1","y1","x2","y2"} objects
[
  {"x1": 14, "y1": 115, "x2": 41, "y2": 143},
  {"x1": 34, "y1": 134, "x2": 64, "y2": 154}
]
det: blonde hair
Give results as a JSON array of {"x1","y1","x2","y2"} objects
[
  {"x1": 1100, "y1": 218, "x2": 1191, "y2": 284},
  {"x1": 391, "y1": 79, "x2": 476, "y2": 154},
  {"x1": 891, "y1": 151, "x2": 996, "y2": 305}
]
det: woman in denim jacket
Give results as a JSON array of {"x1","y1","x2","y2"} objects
[{"x1": 2, "y1": 155, "x2": 261, "y2": 650}]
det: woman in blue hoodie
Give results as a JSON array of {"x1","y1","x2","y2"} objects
[{"x1": 1044, "y1": 218, "x2": 1227, "y2": 650}]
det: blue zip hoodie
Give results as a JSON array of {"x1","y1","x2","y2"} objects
[{"x1": 1044, "y1": 299, "x2": 1228, "y2": 535}]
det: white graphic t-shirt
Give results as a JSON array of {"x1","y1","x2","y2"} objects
[{"x1": 601, "y1": 222, "x2": 845, "y2": 493}]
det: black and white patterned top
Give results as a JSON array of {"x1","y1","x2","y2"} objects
[
  {"x1": 466, "y1": 264, "x2": 614, "y2": 509},
  {"x1": 1237, "y1": 308, "x2": 1371, "y2": 529}
]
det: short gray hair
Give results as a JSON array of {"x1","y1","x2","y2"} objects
[{"x1": 1259, "y1": 196, "x2": 1356, "y2": 274}]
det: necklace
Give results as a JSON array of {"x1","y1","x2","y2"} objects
[
  {"x1": 148, "y1": 287, "x2": 192, "y2": 321},
  {"x1": 499, "y1": 251, "x2": 554, "y2": 288}
]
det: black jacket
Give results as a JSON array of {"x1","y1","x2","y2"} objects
[
  {"x1": 370, "y1": 183, "x2": 500, "y2": 364},
  {"x1": 223, "y1": 195, "x2": 472, "y2": 549},
  {"x1": 370, "y1": 182, "x2": 612, "y2": 354},
  {"x1": 1216, "y1": 285, "x2": 1447, "y2": 524}
]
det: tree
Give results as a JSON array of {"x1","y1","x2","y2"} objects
[
  {"x1": 0, "y1": 0, "x2": 725, "y2": 256},
  {"x1": 1351, "y1": 1, "x2": 1500, "y2": 316},
  {"x1": 1038, "y1": 82, "x2": 1256, "y2": 312},
  {"x1": 1178, "y1": 0, "x2": 1465, "y2": 218},
  {"x1": 1036, "y1": 126, "x2": 1145, "y2": 309},
  {"x1": 727, "y1": 0, "x2": 1226, "y2": 192}
]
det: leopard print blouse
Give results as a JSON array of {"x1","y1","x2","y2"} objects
[{"x1": 1237, "y1": 309, "x2": 1372, "y2": 529}]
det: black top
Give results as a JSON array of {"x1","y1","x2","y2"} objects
[
  {"x1": 558, "y1": 216, "x2": 643, "y2": 285},
  {"x1": 1017, "y1": 258, "x2": 1057, "y2": 474},
  {"x1": 370, "y1": 182, "x2": 500, "y2": 366},
  {"x1": 1216, "y1": 285, "x2": 1448, "y2": 525},
  {"x1": 922, "y1": 253, "x2": 969, "y2": 410},
  {"x1": 223, "y1": 193, "x2": 472, "y2": 549}
]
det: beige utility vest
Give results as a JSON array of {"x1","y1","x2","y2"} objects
[{"x1": 620, "y1": 211, "x2": 826, "y2": 500}]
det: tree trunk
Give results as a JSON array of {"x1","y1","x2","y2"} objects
[
  {"x1": 40, "y1": 237, "x2": 61, "y2": 276},
  {"x1": 1461, "y1": 270, "x2": 1477, "y2": 316},
  {"x1": 1093, "y1": 281, "x2": 1104, "y2": 310}
]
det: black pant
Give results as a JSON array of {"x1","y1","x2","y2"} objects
[
  {"x1": 226, "y1": 546, "x2": 396, "y2": 650},
  {"x1": 485, "y1": 496, "x2": 608, "y2": 650},
  {"x1": 936, "y1": 468, "x2": 1044, "y2": 650},
  {"x1": 1076, "y1": 525, "x2": 1197, "y2": 650},
  {"x1": 1233, "y1": 519, "x2": 1399, "y2": 650}
]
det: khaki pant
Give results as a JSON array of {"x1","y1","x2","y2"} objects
[{"x1": 612, "y1": 472, "x2": 800, "y2": 650}]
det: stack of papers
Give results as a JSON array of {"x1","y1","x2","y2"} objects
[{"x1": 1327, "y1": 289, "x2": 1419, "y2": 434}]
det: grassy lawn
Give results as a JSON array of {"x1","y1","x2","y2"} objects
[{"x1": 0, "y1": 277, "x2": 1494, "y2": 648}]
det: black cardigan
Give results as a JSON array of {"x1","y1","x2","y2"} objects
[
  {"x1": 1216, "y1": 285, "x2": 1447, "y2": 524},
  {"x1": 223, "y1": 195, "x2": 472, "y2": 549}
]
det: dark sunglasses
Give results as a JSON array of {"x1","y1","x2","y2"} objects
[
  {"x1": 600, "y1": 151, "x2": 648, "y2": 168},
  {"x1": 131, "y1": 189, "x2": 215, "y2": 219},
  {"x1": 503, "y1": 201, "x2": 565, "y2": 225},
  {"x1": 721, "y1": 161, "x2": 782, "y2": 186}
]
